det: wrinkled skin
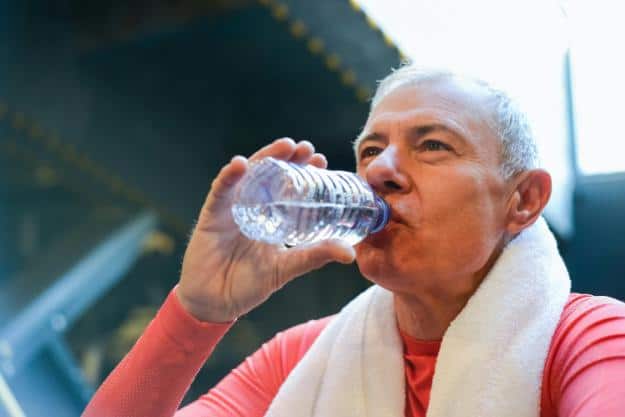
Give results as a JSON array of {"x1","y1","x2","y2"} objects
[{"x1": 354, "y1": 79, "x2": 551, "y2": 339}]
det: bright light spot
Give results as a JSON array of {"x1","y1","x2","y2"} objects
[{"x1": 567, "y1": 1, "x2": 625, "y2": 175}]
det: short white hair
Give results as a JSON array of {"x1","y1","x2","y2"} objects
[{"x1": 360, "y1": 64, "x2": 538, "y2": 180}]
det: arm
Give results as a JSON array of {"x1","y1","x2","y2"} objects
[
  {"x1": 82, "y1": 287, "x2": 232, "y2": 417},
  {"x1": 549, "y1": 295, "x2": 625, "y2": 417},
  {"x1": 82, "y1": 139, "x2": 353, "y2": 417},
  {"x1": 82, "y1": 285, "x2": 329, "y2": 417}
]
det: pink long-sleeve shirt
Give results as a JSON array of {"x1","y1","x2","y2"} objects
[{"x1": 83, "y1": 288, "x2": 625, "y2": 417}]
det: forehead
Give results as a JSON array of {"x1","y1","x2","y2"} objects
[{"x1": 363, "y1": 78, "x2": 498, "y2": 149}]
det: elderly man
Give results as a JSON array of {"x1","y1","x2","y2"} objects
[{"x1": 83, "y1": 65, "x2": 625, "y2": 417}]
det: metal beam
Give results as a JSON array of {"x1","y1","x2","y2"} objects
[
  {"x1": 0, "y1": 373, "x2": 25, "y2": 417},
  {"x1": 0, "y1": 211, "x2": 157, "y2": 376}
]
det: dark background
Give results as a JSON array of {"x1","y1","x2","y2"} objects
[{"x1": 0, "y1": 1, "x2": 623, "y2": 415}]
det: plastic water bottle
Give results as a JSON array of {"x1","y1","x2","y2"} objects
[{"x1": 231, "y1": 157, "x2": 390, "y2": 246}]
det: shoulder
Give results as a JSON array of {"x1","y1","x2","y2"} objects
[
  {"x1": 235, "y1": 315, "x2": 335, "y2": 387},
  {"x1": 549, "y1": 292, "x2": 625, "y2": 362},
  {"x1": 192, "y1": 316, "x2": 336, "y2": 416},
  {"x1": 553, "y1": 293, "x2": 625, "y2": 348},
  {"x1": 542, "y1": 293, "x2": 625, "y2": 415},
  {"x1": 268, "y1": 315, "x2": 335, "y2": 366},
  {"x1": 561, "y1": 292, "x2": 625, "y2": 320}
]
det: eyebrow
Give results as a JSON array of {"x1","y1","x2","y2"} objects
[{"x1": 353, "y1": 123, "x2": 466, "y2": 155}]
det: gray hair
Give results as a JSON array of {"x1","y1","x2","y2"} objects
[{"x1": 360, "y1": 64, "x2": 538, "y2": 180}]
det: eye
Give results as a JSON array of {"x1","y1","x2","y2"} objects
[
  {"x1": 360, "y1": 146, "x2": 383, "y2": 159},
  {"x1": 422, "y1": 140, "x2": 450, "y2": 152}
]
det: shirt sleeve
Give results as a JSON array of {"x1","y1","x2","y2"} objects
[
  {"x1": 547, "y1": 295, "x2": 625, "y2": 417},
  {"x1": 82, "y1": 284, "x2": 331, "y2": 417},
  {"x1": 82, "y1": 286, "x2": 234, "y2": 417}
]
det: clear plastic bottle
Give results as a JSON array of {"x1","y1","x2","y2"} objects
[{"x1": 231, "y1": 157, "x2": 390, "y2": 246}]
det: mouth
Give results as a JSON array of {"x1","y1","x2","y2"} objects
[
  {"x1": 388, "y1": 205, "x2": 407, "y2": 225},
  {"x1": 370, "y1": 200, "x2": 410, "y2": 235},
  {"x1": 390, "y1": 212, "x2": 404, "y2": 224},
  {"x1": 370, "y1": 210, "x2": 405, "y2": 238}
]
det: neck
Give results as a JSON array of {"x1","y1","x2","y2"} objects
[
  {"x1": 394, "y1": 291, "x2": 468, "y2": 341},
  {"x1": 394, "y1": 236, "x2": 508, "y2": 341}
]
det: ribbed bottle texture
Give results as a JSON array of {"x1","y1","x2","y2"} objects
[{"x1": 231, "y1": 157, "x2": 389, "y2": 246}]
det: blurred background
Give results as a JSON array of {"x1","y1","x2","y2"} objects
[{"x1": 0, "y1": 0, "x2": 623, "y2": 416}]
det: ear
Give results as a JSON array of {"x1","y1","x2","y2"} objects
[{"x1": 505, "y1": 169, "x2": 552, "y2": 235}]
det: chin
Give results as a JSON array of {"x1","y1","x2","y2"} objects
[
  {"x1": 355, "y1": 237, "x2": 399, "y2": 284},
  {"x1": 356, "y1": 253, "x2": 427, "y2": 295},
  {"x1": 356, "y1": 259, "x2": 408, "y2": 293},
  {"x1": 355, "y1": 227, "x2": 424, "y2": 291}
]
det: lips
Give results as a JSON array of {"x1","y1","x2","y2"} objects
[
  {"x1": 388, "y1": 205, "x2": 406, "y2": 225},
  {"x1": 372, "y1": 210, "x2": 404, "y2": 236},
  {"x1": 390, "y1": 212, "x2": 404, "y2": 224}
]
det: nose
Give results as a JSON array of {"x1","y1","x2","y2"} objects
[{"x1": 364, "y1": 145, "x2": 410, "y2": 195}]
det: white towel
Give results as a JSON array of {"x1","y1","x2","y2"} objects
[{"x1": 264, "y1": 217, "x2": 571, "y2": 417}]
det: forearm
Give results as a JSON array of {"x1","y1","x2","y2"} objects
[{"x1": 82, "y1": 287, "x2": 232, "y2": 417}]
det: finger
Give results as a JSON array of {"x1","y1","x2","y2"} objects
[
  {"x1": 275, "y1": 239, "x2": 356, "y2": 288},
  {"x1": 308, "y1": 153, "x2": 328, "y2": 169},
  {"x1": 249, "y1": 138, "x2": 297, "y2": 162},
  {"x1": 204, "y1": 155, "x2": 249, "y2": 212},
  {"x1": 289, "y1": 141, "x2": 315, "y2": 165}
]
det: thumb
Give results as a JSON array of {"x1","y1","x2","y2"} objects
[{"x1": 276, "y1": 239, "x2": 356, "y2": 287}]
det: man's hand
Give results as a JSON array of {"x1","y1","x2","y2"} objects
[{"x1": 177, "y1": 138, "x2": 356, "y2": 322}]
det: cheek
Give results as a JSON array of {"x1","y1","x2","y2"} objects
[
  {"x1": 418, "y1": 182, "x2": 506, "y2": 272},
  {"x1": 421, "y1": 167, "x2": 503, "y2": 225}
]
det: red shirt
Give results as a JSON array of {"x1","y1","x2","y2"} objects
[{"x1": 83, "y1": 289, "x2": 625, "y2": 417}]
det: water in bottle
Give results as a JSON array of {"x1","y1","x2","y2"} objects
[{"x1": 231, "y1": 157, "x2": 390, "y2": 246}]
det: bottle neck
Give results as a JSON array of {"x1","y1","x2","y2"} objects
[{"x1": 370, "y1": 195, "x2": 390, "y2": 234}]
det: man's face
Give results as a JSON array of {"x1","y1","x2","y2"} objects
[{"x1": 355, "y1": 79, "x2": 512, "y2": 296}]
